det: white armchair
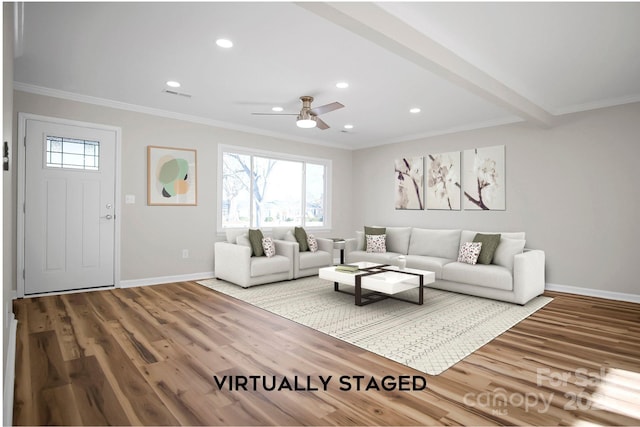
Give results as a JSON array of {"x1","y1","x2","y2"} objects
[
  {"x1": 292, "y1": 237, "x2": 334, "y2": 278},
  {"x1": 214, "y1": 239, "x2": 295, "y2": 288},
  {"x1": 270, "y1": 227, "x2": 334, "y2": 278}
]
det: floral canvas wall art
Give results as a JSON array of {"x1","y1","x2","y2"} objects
[
  {"x1": 462, "y1": 145, "x2": 505, "y2": 210},
  {"x1": 426, "y1": 151, "x2": 461, "y2": 210},
  {"x1": 394, "y1": 157, "x2": 424, "y2": 210}
]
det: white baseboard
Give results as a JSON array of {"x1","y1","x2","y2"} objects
[
  {"x1": 119, "y1": 271, "x2": 215, "y2": 288},
  {"x1": 4, "y1": 313, "x2": 18, "y2": 426},
  {"x1": 546, "y1": 283, "x2": 640, "y2": 304}
]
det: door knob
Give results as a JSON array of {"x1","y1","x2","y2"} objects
[{"x1": 102, "y1": 214, "x2": 113, "y2": 220}]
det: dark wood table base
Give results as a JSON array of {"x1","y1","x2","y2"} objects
[{"x1": 333, "y1": 265, "x2": 425, "y2": 306}]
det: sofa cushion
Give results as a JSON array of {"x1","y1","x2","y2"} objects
[
  {"x1": 405, "y1": 255, "x2": 452, "y2": 279},
  {"x1": 283, "y1": 230, "x2": 297, "y2": 242},
  {"x1": 248, "y1": 229, "x2": 265, "y2": 257},
  {"x1": 348, "y1": 250, "x2": 399, "y2": 264},
  {"x1": 385, "y1": 227, "x2": 412, "y2": 254},
  {"x1": 366, "y1": 234, "x2": 387, "y2": 253},
  {"x1": 251, "y1": 255, "x2": 290, "y2": 277},
  {"x1": 442, "y1": 262, "x2": 513, "y2": 291},
  {"x1": 299, "y1": 251, "x2": 332, "y2": 270},
  {"x1": 473, "y1": 233, "x2": 501, "y2": 264},
  {"x1": 458, "y1": 242, "x2": 482, "y2": 265},
  {"x1": 271, "y1": 227, "x2": 292, "y2": 240},
  {"x1": 493, "y1": 238, "x2": 526, "y2": 270},
  {"x1": 408, "y1": 228, "x2": 461, "y2": 260},
  {"x1": 364, "y1": 226, "x2": 385, "y2": 251},
  {"x1": 294, "y1": 227, "x2": 309, "y2": 252}
]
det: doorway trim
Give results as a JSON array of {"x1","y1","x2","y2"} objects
[{"x1": 17, "y1": 112, "x2": 122, "y2": 298}]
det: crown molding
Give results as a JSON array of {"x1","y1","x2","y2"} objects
[
  {"x1": 13, "y1": 82, "x2": 350, "y2": 150},
  {"x1": 550, "y1": 93, "x2": 640, "y2": 116}
]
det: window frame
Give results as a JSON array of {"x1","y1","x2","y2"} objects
[{"x1": 217, "y1": 144, "x2": 332, "y2": 233}]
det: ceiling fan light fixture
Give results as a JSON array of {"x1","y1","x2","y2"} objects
[
  {"x1": 216, "y1": 38, "x2": 233, "y2": 49},
  {"x1": 296, "y1": 117, "x2": 317, "y2": 128}
]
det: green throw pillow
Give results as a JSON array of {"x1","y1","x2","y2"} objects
[
  {"x1": 248, "y1": 229, "x2": 265, "y2": 257},
  {"x1": 294, "y1": 227, "x2": 309, "y2": 252},
  {"x1": 364, "y1": 226, "x2": 386, "y2": 251},
  {"x1": 472, "y1": 233, "x2": 501, "y2": 265}
]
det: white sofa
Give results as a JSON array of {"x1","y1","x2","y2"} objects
[
  {"x1": 345, "y1": 227, "x2": 545, "y2": 305},
  {"x1": 214, "y1": 228, "x2": 333, "y2": 287}
]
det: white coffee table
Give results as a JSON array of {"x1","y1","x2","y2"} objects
[{"x1": 318, "y1": 262, "x2": 436, "y2": 306}]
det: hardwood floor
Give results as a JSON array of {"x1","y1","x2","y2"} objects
[{"x1": 12, "y1": 282, "x2": 640, "y2": 426}]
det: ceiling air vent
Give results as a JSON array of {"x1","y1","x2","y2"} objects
[{"x1": 162, "y1": 89, "x2": 192, "y2": 98}]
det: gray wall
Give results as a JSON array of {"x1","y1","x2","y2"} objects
[
  {"x1": 11, "y1": 91, "x2": 354, "y2": 283},
  {"x1": 351, "y1": 102, "x2": 640, "y2": 296},
  {"x1": 7, "y1": 92, "x2": 640, "y2": 297}
]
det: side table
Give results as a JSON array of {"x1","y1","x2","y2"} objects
[{"x1": 332, "y1": 238, "x2": 346, "y2": 264}]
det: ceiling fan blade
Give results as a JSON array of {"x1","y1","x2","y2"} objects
[
  {"x1": 315, "y1": 116, "x2": 330, "y2": 130},
  {"x1": 310, "y1": 102, "x2": 344, "y2": 116},
  {"x1": 251, "y1": 112, "x2": 298, "y2": 116}
]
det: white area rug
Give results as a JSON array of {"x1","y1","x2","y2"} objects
[{"x1": 197, "y1": 277, "x2": 552, "y2": 375}]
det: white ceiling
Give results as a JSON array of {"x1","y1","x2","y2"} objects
[{"x1": 13, "y1": 2, "x2": 640, "y2": 150}]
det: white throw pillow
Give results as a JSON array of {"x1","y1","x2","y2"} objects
[
  {"x1": 307, "y1": 234, "x2": 318, "y2": 252},
  {"x1": 493, "y1": 238, "x2": 526, "y2": 270},
  {"x1": 227, "y1": 228, "x2": 248, "y2": 243},
  {"x1": 284, "y1": 230, "x2": 297, "y2": 242},
  {"x1": 262, "y1": 237, "x2": 276, "y2": 257},
  {"x1": 366, "y1": 234, "x2": 386, "y2": 253},
  {"x1": 458, "y1": 242, "x2": 482, "y2": 265},
  {"x1": 236, "y1": 234, "x2": 251, "y2": 247}
]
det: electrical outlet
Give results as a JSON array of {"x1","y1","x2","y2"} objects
[{"x1": 182, "y1": 249, "x2": 189, "y2": 259}]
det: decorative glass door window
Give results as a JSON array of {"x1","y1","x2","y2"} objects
[{"x1": 46, "y1": 136, "x2": 100, "y2": 170}]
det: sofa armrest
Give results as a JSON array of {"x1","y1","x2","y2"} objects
[
  {"x1": 316, "y1": 237, "x2": 334, "y2": 253},
  {"x1": 344, "y1": 237, "x2": 359, "y2": 253},
  {"x1": 273, "y1": 240, "x2": 296, "y2": 259},
  {"x1": 214, "y1": 241, "x2": 252, "y2": 284},
  {"x1": 513, "y1": 249, "x2": 546, "y2": 304}
]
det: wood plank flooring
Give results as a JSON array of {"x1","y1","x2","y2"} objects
[{"x1": 12, "y1": 282, "x2": 640, "y2": 425}]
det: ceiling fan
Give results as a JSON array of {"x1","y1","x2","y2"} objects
[{"x1": 252, "y1": 96, "x2": 344, "y2": 130}]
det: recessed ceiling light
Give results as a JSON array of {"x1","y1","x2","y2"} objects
[
  {"x1": 409, "y1": 107, "x2": 421, "y2": 114},
  {"x1": 166, "y1": 81, "x2": 181, "y2": 88},
  {"x1": 272, "y1": 106, "x2": 284, "y2": 112},
  {"x1": 216, "y1": 38, "x2": 233, "y2": 48},
  {"x1": 344, "y1": 124, "x2": 354, "y2": 129},
  {"x1": 336, "y1": 82, "x2": 349, "y2": 89}
]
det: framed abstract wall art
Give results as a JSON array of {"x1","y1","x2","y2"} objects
[
  {"x1": 394, "y1": 157, "x2": 424, "y2": 210},
  {"x1": 147, "y1": 146, "x2": 197, "y2": 206},
  {"x1": 462, "y1": 145, "x2": 505, "y2": 210},
  {"x1": 426, "y1": 151, "x2": 461, "y2": 210}
]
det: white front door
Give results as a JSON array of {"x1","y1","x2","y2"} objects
[{"x1": 23, "y1": 118, "x2": 117, "y2": 295}]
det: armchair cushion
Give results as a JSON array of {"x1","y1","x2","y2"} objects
[
  {"x1": 251, "y1": 255, "x2": 290, "y2": 277},
  {"x1": 307, "y1": 234, "x2": 318, "y2": 252},
  {"x1": 294, "y1": 227, "x2": 309, "y2": 252},
  {"x1": 262, "y1": 237, "x2": 276, "y2": 257},
  {"x1": 248, "y1": 229, "x2": 265, "y2": 257},
  {"x1": 299, "y1": 251, "x2": 332, "y2": 270}
]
